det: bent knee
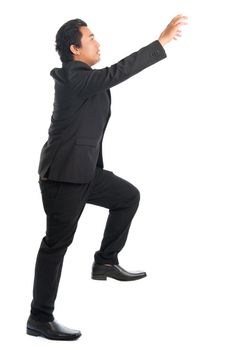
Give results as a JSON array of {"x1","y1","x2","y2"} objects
[
  {"x1": 129, "y1": 187, "x2": 140, "y2": 204},
  {"x1": 135, "y1": 188, "x2": 140, "y2": 201}
]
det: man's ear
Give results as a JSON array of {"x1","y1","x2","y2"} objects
[{"x1": 69, "y1": 44, "x2": 80, "y2": 55}]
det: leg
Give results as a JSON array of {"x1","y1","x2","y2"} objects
[
  {"x1": 30, "y1": 178, "x2": 93, "y2": 322},
  {"x1": 86, "y1": 169, "x2": 141, "y2": 265}
]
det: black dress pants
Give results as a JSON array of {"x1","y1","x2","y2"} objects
[{"x1": 30, "y1": 167, "x2": 140, "y2": 322}]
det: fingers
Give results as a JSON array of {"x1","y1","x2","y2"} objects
[
  {"x1": 173, "y1": 32, "x2": 182, "y2": 40},
  {"x1": 172, "y1": 14, "x2": 188, "y2": 23},
  {"x1": 171, "y1": 14, "x2": 188, "y2": 27},
  {"x1": 176, "y1": 21, "x2": 188, "y2": 26},
  {"x1": 173, "y1": 28, "x2": 183, "y2": 41}
]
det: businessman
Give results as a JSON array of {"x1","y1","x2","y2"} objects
[{"x1": 27, "y1": 14, "x2": 188, "y2": 341}]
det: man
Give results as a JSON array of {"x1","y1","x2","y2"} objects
[{"x1": 27, "y1": 14, "x2": 188, "y2": 341}]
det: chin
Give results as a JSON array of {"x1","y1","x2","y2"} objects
[{"x1": 93, "y1": 57, "x2": 101, "y2": 65}]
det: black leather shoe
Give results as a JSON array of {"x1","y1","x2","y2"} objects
[
  {"x1": 91, "y1": 263, "x2": 147, "y2": 281},
  {"x1": 26, "y1": 315, "x2": 81, "y2": 341}
]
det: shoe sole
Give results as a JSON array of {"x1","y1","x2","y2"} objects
[
  {"x1": 92, "y1": 274, "x2": 146, "y2": 281},
  {"x1": 26, "y1": 327, "x2": 81, "y2": 341},
  {"x1": 92, "y1": 274, "x2": 107, "y2": 280}
]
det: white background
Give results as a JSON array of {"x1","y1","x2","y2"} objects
[{"x1": 1, "y1": 0, "x2": 234, "y2": 349}]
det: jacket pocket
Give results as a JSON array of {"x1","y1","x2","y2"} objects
[{"x1": 75, "y1": 137, "x2": 98, "y2": 147}]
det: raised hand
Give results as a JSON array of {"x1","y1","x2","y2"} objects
[{"x1": 158, "y1": 14, "x2": 188, "y2": 46}]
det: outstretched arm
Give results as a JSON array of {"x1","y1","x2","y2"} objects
[{"x1": 69, "y1": 14, "x2": 188, "y2": 98}]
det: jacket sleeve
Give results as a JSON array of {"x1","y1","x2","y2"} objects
[{"x1": 69, "y1": 40, "x2": 166, "y2": 97}]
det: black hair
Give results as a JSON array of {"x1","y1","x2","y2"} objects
[{"x1": 55, "y1": 18, "x2": 87, "y2": 62}]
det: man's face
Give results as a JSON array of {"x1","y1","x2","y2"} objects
[{"x1": 73, "y1": 26, "x2": 100, "y2": 66}]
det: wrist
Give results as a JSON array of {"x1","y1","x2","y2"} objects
[{"x1": 158, "y1": 37, "x2": 167, "y2": 47}]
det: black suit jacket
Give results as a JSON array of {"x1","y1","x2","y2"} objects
[{"x1": 38, "y1": 40, "x2": 166, "y2": 183}]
